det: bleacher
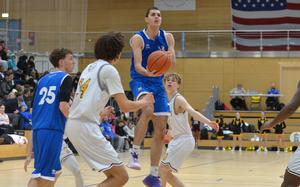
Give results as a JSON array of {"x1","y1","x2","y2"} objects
[
  {"x1": 0, "y1": 130, "x2": 31, "y2": 159},
  {"x1": 143, "y1": 110, "x2": 300, "y2": 149}
]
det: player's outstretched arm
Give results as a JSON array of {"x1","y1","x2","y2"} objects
[
  {"x1": 176, "y1": 95, "x2": 219, "y2": 131},
  {"x1": 113, "y1": 93, "x2": 154, "y2": 113},
  {"x1": 262, "y1": 81, "x2": 300, "y2": 130}
]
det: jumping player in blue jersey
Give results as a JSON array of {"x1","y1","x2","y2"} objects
[
  {"x1": 26, "y1": 48, "x2": 74, "y2": 187},
  {"x1": 127, "y1": 7, "x2": 176, "y2": 187}
]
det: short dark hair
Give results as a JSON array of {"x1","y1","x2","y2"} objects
[
  {"x1": 94, "y1": 32, "x2": 124, "y2": 61},
  {"x1": 145, "y1": 7, "x2": 160, "y2": 17},
  {"x1": 49, "y1": 48, "x2": 73, "y2": 68}
]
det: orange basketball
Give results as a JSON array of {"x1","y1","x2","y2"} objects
[{"x1": 147, "y1": 50, "x2": 172, "y2": 75}]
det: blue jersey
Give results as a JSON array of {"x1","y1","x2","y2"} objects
[
  {"x1": 32, "y1": 71, "x2": 68, "y2": 133},
  {"x1": 130, "y1": 29, "x2": 169, "y2": 83}
]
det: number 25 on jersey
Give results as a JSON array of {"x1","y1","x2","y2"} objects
[{"x1": 38, "y1": 86, "x2": 57, "y2": 105}]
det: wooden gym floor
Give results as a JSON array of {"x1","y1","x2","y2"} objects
[{"x1": 0, "y1": 149, "x2": 293, "y2": 187}]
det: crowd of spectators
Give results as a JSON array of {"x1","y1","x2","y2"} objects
[{"x1": 0, "y1": 40, "x2": 38, "y2": 137}]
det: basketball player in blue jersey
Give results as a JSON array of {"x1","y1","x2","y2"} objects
[
  {"x1": 26, "y1": 48, "x2": 74, "y2": 187},
  {"x1": 127, "y1": 7, "x2": 176, "y2": 187}
]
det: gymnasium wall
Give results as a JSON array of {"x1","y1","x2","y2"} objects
[
  {"x1": 79, "y1": 57, "x2": 300, "y2": 110},
  {"x1": 86, "y1": 0, "x2": 232, "y2": 31},
  {"x1": 0, "y1": 0, "x2": 232, "y2": 52},
  {"x1": 0, "y1": 0, "x2": 87, "y2": 52}
]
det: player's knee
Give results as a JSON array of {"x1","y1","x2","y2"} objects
[
  {"x1": 141, "y1": 106, "x2": 154, "y2": 119},
  {"x1": 71, "y1": 166, "x2": 81, "y2": 176},
  {"x1": 115, "y1": 171, "x2": 129, "y2": 185},
  {"x1": 159, "y1": 164, "x2": 171, "y2": 174}
]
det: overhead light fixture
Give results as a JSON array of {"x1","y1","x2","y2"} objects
[{"x1": 2, "y1": 13, "x2": 9, "y2": 18}]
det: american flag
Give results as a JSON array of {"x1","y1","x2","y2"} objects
[{"x1": 231, "y1": 0, "x2": 300, "y2": 51}]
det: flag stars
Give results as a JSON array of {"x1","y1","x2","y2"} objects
[
  {"x1": 235, "y1": 3, "x2": 238, "y2": 6},
  {"x1": 271, "y1": 3, "x2": 274, "y2": 7},
  {"x1": 243, "y1": 4, "x2": 247, "y2": 7},
  {"x1": 257, "y1": 0, "x2": 260, "y2": 2},
  {"x1": 261, "y1": 3, "x2": 265, "y2": 7},
  {"x1": 252, "y1": 4, "x2": 256, "y2": 7},
  {"x1": 280, "y1": 2, "x2": 284, "y2": 6}
]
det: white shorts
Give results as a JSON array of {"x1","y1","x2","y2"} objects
[
  {"x1": 287, "y1": 146, "x2": 300, "y2": 177},
  {"x1": 161, "y1": 135, "x2": 195, "y2": 172},
  {"x1": 60, "y1": 140, "x2": 73, "y2": 163},
  {"x1": 65, "y1": 119, "x2": 123, "y2": 172}
]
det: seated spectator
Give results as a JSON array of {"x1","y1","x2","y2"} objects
[
  {"x1": 4, "y1": 90, "x2": 20, "y2": 129},
  {"x1": 0, "y1": 65, "x2": 5, "y2": 81},
  {"x1": 115, "y1": 114, "x2": 129, "y2": 152},
  {"x1": 17, "y1": 55, "x2": 27, "y2": 72},
  {"x1": 0, "y1": 72, "x2": 15, "y2": 100},
  {"x1": 123, "y1": 120, "x2": 135, "y2": 148},
  {"x1": 0, "y1": 104, "x2": 14, "y2": 135},
  {"x1": 99, "y1": 115, "x2": 120, "y2": 150},
  {"x1": 23, "y1": 88, "x2": 33, "y2": 109},
  {"x1": 0, "y1": 40, "x2": 8, "y2": 60},
  {"x1": 7, "y1": 53, "x2": 18, "y2": 72},
  {"x1": 230, "y1": 84, "x2": 248, "y2": 110},
  {"x1": 24, "y1": 56, "x2": 35, "y2": 76},
  {"x1": 266, "y1": 83, "x2": 281, "y2": 111},
  {"x1": 19, "y1": 105, "x2": 32, "y2": 130},
  {"x1": 26, "y1": 69, "x2": 39, "y2": 88},
  {"x1": 0, "y1": 40, "x2": 8, "y2": 70},
  {"x1": 0, "y1": 104, "x2": 10, "y2": 125}
]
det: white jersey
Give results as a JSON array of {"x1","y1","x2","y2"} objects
[
  {"x1": 69, "y1": 59, "x2": 124, "y2": 124},
  {"x1": 168, "y1": 93, "x2": 192, "y2": 138}
]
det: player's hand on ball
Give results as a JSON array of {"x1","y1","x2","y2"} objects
[
  {"x1": 146, "y1": 68, "x2": 162, "y2": 77},
  {"x1": 209, "y1": 121, "x2": 219, "y2": 132}
]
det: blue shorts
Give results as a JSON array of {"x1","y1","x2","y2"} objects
[
  {"x1": 130, "y1": 79, "x2": 170, "y2": 115},
  {"x1": 32, "y1": 129, "x2": 63, "y2": 181}
]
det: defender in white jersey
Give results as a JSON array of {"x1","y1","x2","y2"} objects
[
  {"x1": 65, "y1": 32, "x2": 154, "y2": 187},
  {"x1": 159, "y1": 73, "x2": 219, "y2": 187},
  {"x1": 261, "y1": 80, "x2": 300, "y2": 187}
]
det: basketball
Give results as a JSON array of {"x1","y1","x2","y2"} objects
[{"x1": 147, "y1": 50, "x2": 172, "y2": 75}]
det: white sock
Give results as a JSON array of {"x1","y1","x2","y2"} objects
[
  {"x1": 62, "y1": 155, "x2": 84, "y2": 187},
  {"x1": 131, "y1": 145, "x2": 140, "y2": 155},
  {"x1": 150, "y1": 166, "x2": 159, "y2": 177}
]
